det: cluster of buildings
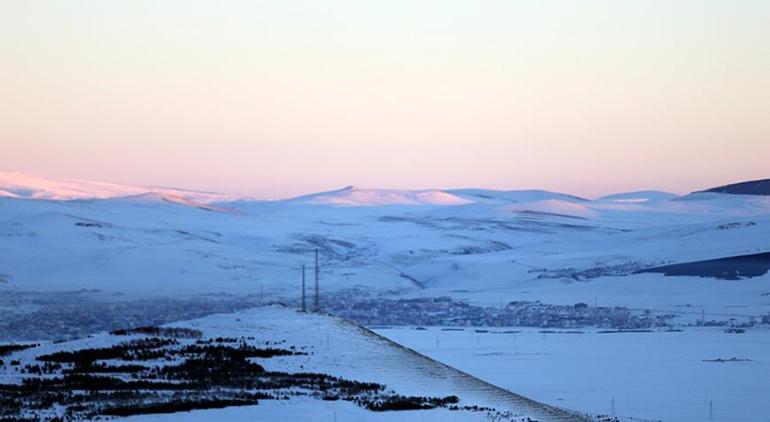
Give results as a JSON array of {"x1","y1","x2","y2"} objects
[
  {"x1": 0, "y1": 292, "x2": 255, "y2": 341},
  {"x1": 323, "y1": 294, "x2": 672, "y2": 329},
  {"x1": 3, "y1": 289, "x2": 765, "y2": 341}
]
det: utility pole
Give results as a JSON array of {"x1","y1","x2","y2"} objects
[
  {"x1": 301, "y1": 265, "x2": 306, "y2": 312},
  {"x1": 314, "y1": 248, "x2": 320, "y2": 312}
]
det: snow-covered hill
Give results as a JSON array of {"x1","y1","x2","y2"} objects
[
  {"x1": 1, "y1": 171, "x2": 769, "y2": 309},
  {"x1": 0, "y1": 306, "x2": 588, "y2": 421},
  {"x1": 289, "y1": 185, "x2": 472, "y2": 206},
  {"x1": 448, "y1": 188, "x2": 587, "y2": 204},
  {"x1": 598, "y1": 190, "x2": 679, "y2": 203},
  {"x1": 698, "y1": 178, "x2": 770, "y2": 196},
  {"x1": 0, "y1": 171, "x2": 235, "y2": 203},
  {"x1": 2, "y1": 172, "x2": 770, "y2": 421}
]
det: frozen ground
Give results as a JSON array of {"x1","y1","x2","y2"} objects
[{"x1": 374, "y1": 326, "x2": 770, "y2": 422}]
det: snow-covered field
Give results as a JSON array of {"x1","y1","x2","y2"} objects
[
  {"x1": 375, "y1": 326, "x2": 770, "y2": 421},
  {"x1": 0, "y1": 306, "x2": 587, "y2": 421}
]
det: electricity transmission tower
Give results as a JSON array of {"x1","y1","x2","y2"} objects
[
  {"x1": 314, "y1": 248, "x2": 320, "y2": 312},
  {"x1": 301, "y1": 264, "x2": 306, "y2": 312}
]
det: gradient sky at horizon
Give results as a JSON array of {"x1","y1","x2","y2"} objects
[{"x1": 1, "y1": 1, "x2": 769, "y2": 199}]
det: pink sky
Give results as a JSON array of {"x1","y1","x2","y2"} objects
[{"x1": 1, "y1": 1, "x2": 768, "y2": 199}]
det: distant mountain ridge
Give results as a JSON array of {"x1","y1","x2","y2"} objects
[
  {"x1": 0, "y1": 171, "x2": 235, "y2": 203},
  {"x1": 598, "y1": 190, "x2": 678, "y2": 203},
  {"x1": 5, "y1": 170, "x2": 769, "y2": 207},
  {"x1": 447, "y1": 188, "x2": 587, "y2": 203},
  {"x1": 288, "y1": 185, "x2": 472, "y2": 206},
  {"x1": 698, "y1": 179, "x2": 770, "y2": 196}
]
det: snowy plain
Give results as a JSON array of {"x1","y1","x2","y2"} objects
[{"x1": 375, "y1": 326, "x2": 770, "y2": 422}]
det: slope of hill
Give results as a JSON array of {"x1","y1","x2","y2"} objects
[
  {"x1": 0, "y1": 306, "x2": 589, "y2": 421},
  {"x1": 0, "y1": 171, "x2": 234, "y2": 203},
  {"x1": 289, "y1": 186, "x2": 472, "y2": 206},
  {"x1": 697, "y1": 178, "x2": 770, "y2": 196},
  {"x1": 448, "y1": 188, "x2": 587, "y2": 204},
  {"x1": 1, "y1": 172, "x2": 769, "y2": 305},
  {"x1": 103, "y1": 192, "x2": 240, "y2": 214},
  {"x1": 636, "y1": 251, "x2": 770, "y2": 280},
  {"x1": 598, "y1": 190, "x2": 679, "y2": 203}
]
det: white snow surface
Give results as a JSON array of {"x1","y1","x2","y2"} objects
[
  {"x1": 1, "y1": 172, "x2": 769, "y2": 315},
  {"x1": 598, "y1": 190, "x2": 679, "y2": 203},
  {"x1": 0, "y1": 171, "x2": 235, "y2": 203},
  {"x1": 375, "y1": 326, "x2": 770, "y2": 422},
  {"x1": 3, "y1": 172, "x2": 770, "y2": 420},
  {"x1": 0, "y1": 306, "x2": 587, "y2": 421},
  {"x1": 290, "y1": 185, "x2": 473, "y2": 206}
]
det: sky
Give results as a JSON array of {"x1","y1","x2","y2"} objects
[{"x1": 1, "y1": 1, "x2": 768, "y2": 199}]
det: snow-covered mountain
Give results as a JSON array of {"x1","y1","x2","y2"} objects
[
  {"x1": 448, "y1": 188, "x2": 587, "y2": 204},
  {"x1": 2, "y1": 171, "x2": 770, "y2": 421},
  {"x1": 289, "y1": 185, "x2": 472, "y2": 206},
  {"x1": 1, "y1": 171, "x2": 769, "y2": 306},
  {"x1": 0, "y1": 171, "x2": 235, "y2": 203},
  {"x1": 598, "y1": 190, "x2": 679, "y2": 203},
  {"x1": 698, "y1": 178, "x2": 770, "y2": 196}
]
